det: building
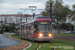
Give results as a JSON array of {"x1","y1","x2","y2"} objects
[
  {"x1": 66, "y1": 16, "x2": 75, "y2": 25},
  {"x1": 0, "y1": 14, "x2": 32, "y2": 25},
  {"x1": 0, "y1": 14, "x2": 42, "y2": 26}
]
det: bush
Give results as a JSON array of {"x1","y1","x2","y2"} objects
[
  {"x1": 0, "y1": 23, "x2": 15, "y2": 32},
  {"x1": 59, "y1": 23, "x2": 74, "y2": 31}
]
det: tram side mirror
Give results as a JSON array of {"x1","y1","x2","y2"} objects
[
  {"x1": 33, "y1": 13, "x2": 35, "y2": 18},
  {"x1": 34, "y1": 22, "x2": 37, "y2": 25}
]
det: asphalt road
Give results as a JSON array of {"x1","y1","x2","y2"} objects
[{"x1": 0, "y1": 34, "x2": 22, "y2": 48}]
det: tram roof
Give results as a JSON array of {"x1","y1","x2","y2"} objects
[
  {"x1": 21, "y1": 16, "x2": 51, "y2": 25},
  {"x1": 34, "y1": 18, "x2": 51, "y2": 22},
  {"x1": 36, "y1": 16, "x2": 51, "y2": 19}
]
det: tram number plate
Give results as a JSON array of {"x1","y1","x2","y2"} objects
[{"x1": 42, "y1": 22, "x2": 47, "y2": 24}]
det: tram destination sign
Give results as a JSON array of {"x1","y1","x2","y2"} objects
[{"x1": 39, "y1": 22, "x2": 48, "y2": 24}]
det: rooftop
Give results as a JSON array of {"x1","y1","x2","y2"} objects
[{"x1": 0, "y1": 14, "x2": 32, "y2": 17}]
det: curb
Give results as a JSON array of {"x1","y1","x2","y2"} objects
[{"x1": 23, "y1": 41, "x2": 32, "y2": 50}]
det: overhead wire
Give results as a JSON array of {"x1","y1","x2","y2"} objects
[{"x1": 32, "y1": 0, "x2": 39, "y2": 5}]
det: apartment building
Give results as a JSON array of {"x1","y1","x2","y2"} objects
[{"x1": 0, "y1": 14, "x2": 32, "y2": 25}]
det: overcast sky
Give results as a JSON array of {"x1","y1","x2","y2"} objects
[{"x1": 0, "y1": 0, "x2": 75, "y2": 15}]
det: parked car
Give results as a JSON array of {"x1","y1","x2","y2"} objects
[
  {"x1": 70, "y1": 31, "x2": 75, "y2": 33},
  {"x1": 64, "y1": 31, "x2": 70, "y2": 33}
]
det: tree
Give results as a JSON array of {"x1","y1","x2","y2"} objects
[
  {"x1": 5, "y1": 25, "x2": 10, "y2": 32},
  {"x1": 64, "y1": 5, "x2": 72, "y2": 23},
  {"x1": 0, "y1": 23, "x2": 15, "y2": 32},
  {"x1": 59, "y1": 23, "x2": 74, "y2": 31},
  {"x1": 41, "y1": 0, "x2": 72, "y2": 28},
  {"x1": 10, "y1": 23, "x2": 15, "y2": 32},
  {"x1": 72, "y1": 4, "x2": 75, "y2": 21}
]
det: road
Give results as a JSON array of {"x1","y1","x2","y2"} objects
[{"x1": 0, "y1": 34, "x2": 22, "y2": 48}]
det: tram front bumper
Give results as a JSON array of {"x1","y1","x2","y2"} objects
[{"x1": 35, "y1": 37, "x2": 53, "y2": 41}]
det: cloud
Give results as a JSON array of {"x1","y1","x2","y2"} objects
[
  {"x1": 64, "y1": 2, "x2": 75, "y2": 5},
  {"x1": 0, "y1": 3, "x2": 45, "y2": 9},
  {"x1": 0, "y1": 0, "x2": 75, "y2": 14},
  {"x1": 0, "y1": 2, "x2": 45, "y2": 14},
  {"x1": 0, "y1": 3, "x2": 16, "y2": 8},
  {"x1": 33, "y1": 3, "x2": 45, "y2": 9},
  {"x1": 0, "y1": 9, "x2": 9, "y2": 12}
]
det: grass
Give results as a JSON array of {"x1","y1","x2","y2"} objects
[
  {"x1": 11, "y1": 34, "x2": 20, "y2": 39},
  {"x1": 26, "y1": 41, "x2": 39, "y2": 50},
  {"x1": 51, "y1": 43, "x2": 74, "y2": 50},
  {"x1": 51, "y1": 39, "x2": 75, "y2": 50},
  {"x1": 11, "y1": 34, "x2": 75, "y2": 50},
  {"x1": 53, "y1": 33, "x2": 74, "y2": 35},
  {"x1": 52, "y1": 39, "x2": 75, "y2": 46},
  {"x1": 39, "y1": 43, "x2": 53, "y2": 50},
  {"x1": 39, "y1": 39, "x2": 75, "y2": 50},
  {"x1": 4, "y1": 32, "x2": 9, "y2": 33}
]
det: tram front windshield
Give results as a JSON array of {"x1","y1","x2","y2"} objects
[{"x1": 38, "y1": 22, "x2": 51, "y2": 32}]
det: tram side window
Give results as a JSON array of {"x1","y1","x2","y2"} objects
[
  {"x1": 28, "y1": 24, "x2": 31, "y2": 34},
  {"x1": 25, "y1": 25, "x2": 28, "y2": 34},
  {"x1": 24, "y1": 25, "x2": 26, "y2": 34},
  {"x1": 26, "y1": 25, "x2": 28, "y2": 32},
  {"x1": 20, "y1": 26, "x2": 21, "y2": 34},
  {"x1": 34, "y1": 22, "x2": 37, "y2": 33},
  {"x1": 23, "y1": 25, "x2": 25, "y2": 34},
  {"x1": 22, "y1": 26, "x2": 23, "y2": 34},
  {"x1": 31, "y1": 24, "x2": 34, "y2": 34}
]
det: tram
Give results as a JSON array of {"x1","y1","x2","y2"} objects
[{"x1": 19, "y1": 17, "x2": 53, "y2": 41}]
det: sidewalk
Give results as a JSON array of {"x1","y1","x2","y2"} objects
[{"x1": 3, "y1": 32, "x2": 15, "y2": 35}]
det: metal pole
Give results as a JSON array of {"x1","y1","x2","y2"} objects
[
  {"x1": 50, "y1": 2, "x2": 52, "y2": 19},
  {"x1": 74, "y1": 17, "x2": 75, "y2": 39},
  {"x1": 9, "y1": 17, "x2": 11, "y2": 37},
  {"x1": 5, "y1": 17, "x2": 6, "y2": 34},
  {"x1": 25, "y1": 14, "x2": 27, "y2": 39},
  {"x1": 21, "y1": 12, "x2": 22, "y2": 38},
  {"x1": 26, "y1": 14, "x2": 27, "y2": 22},
  {"x1": 33, "y1": 13, "x2": 35, "y2": 20},
  {"x1": 1, "y1": 18, "x2": 3, "y2": 34},
  {"x1": 50, "y1": 2, "x2": 52, "y2": 31}
]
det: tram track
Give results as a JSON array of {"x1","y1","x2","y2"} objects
[
  {"x1": 49, "y1": 41, "x2": 56, "y2": 50},
  {"x1": 36, "y1": 43, "x2": 41, "y2": 50},
  {"x1": 51, "y1": 43, "x2": 56, "y2": 50},
  {"x1": 36, "y1": 41, "x2": 56, "y2": 50}
]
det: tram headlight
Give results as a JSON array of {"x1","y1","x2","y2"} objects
[
  {"x1": 48, "y1": 33, "x2": 52, "y2": 37},
  {"x1": 39, "y1": 33, "x2": 43, "y2": 37}
]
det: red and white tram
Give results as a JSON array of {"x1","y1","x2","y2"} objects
[{"x1": 19, "y1": 17, "x2": 53, "y2": 41}]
